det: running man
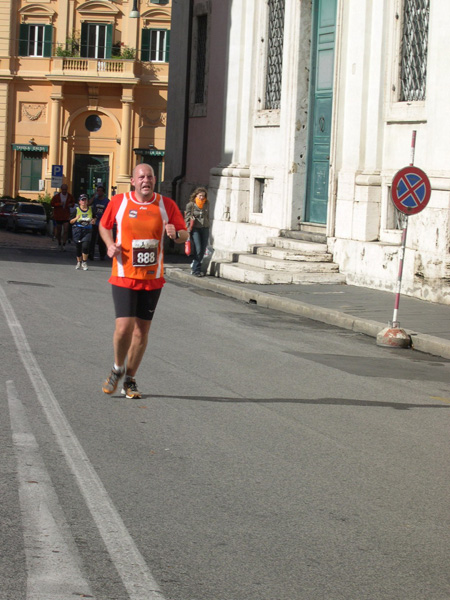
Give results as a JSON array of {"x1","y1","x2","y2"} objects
[{"x1": 99, "y1": 164, "x2": 188, "y2": 399}]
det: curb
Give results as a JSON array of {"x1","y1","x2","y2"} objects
[{"x1": 165, "y1": 267, "x2": 450, "y2": 360}]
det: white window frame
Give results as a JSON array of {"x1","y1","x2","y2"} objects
[
  {"x1": 150, "y1": 30, "x2": 167, "y2": 62},
  {"x1": 254, "y1": 1, "x2": 281, "y2": 127},
  {"x1": 384, "y1": 0, "x2": 428, "y2": 124},
  {"x1": 28, "y1": 24, "x2": 45, "y2": 57},
  {"x1": 87, "y1": 23, "x2": 107, "y2": 59}
]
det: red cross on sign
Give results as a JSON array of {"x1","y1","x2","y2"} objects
[{"x1": 391, "y1": 166, "x2": 431, "y2": 215}]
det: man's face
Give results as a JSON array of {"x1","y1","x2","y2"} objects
[
  {"x1": 131, "y1": 165, "x2": 156, "y2": 200},
  {"x1": 96, "y1": 187, "x2": 105, "y2": 198},
  {"x1": 61, "y1": 185, "x2": 68, "y2": 194}
]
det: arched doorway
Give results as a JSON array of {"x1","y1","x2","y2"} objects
[{"x1": 72, "y1": 154, "x2": 110, "y2": 200}]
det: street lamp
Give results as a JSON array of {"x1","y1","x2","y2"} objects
[{"x1": 129, "y1": 0, "x2": 139, "y2": 18}]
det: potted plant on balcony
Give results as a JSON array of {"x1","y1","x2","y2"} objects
[
  {"x1": 112, "y1": 42, "x2": 136, "y2": 60},
  {"x1": 55, "y1": 31, "x2": 80, "y2": 57}
]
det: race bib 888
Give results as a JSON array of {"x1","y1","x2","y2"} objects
[{"x1": 132, "y1": 239, "x2": 159, "y2": 267}]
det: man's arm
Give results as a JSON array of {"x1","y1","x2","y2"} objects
[
  {"x1": 99, "y1": 223, "x2": 121, "y2": 257},
  {"x1": 165, "y1": 200, "x2": 190, "y2": 243},
  {"x1": 165, "y1": 223, "x2": 189, "y2": 243}
]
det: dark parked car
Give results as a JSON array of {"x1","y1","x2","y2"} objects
[
  {"x1": 0, "y1": 201, "x2": 16, "y2": 227},
  {"x1": 7, "y1": 202, "x2": 47, "y2": 235}
]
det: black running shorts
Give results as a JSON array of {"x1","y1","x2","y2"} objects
[{"x1": 111, "y1": 285, "x2": 162, "y2": 321}]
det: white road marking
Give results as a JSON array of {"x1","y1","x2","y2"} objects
[
  {"x1": 0, "y1": 285, "x2": 166, "y2": 600},
  {"x1": 7, "y1": 380, "x2": 95, "y2": 600}
]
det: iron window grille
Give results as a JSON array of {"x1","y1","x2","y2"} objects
[
  {"x1": 194, "y1": 15, "x2": 208, "y2": 104},
  {"x1": 265, "y1": 0, "x2": 285, "y2": 110},
  {"x1": 399, "y1": 0, "x2": 430, "y2": 101}
]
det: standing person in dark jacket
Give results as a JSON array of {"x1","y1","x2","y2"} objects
[
  {"x1": 51, "y1": 184, "x2": 75, "y2": 251},
  {"x1": 88, "y1": 185, "x2": 109, "y2": 260},
  {"x1": 184, "y1": 187, "x2": 210, "y2": 277}
]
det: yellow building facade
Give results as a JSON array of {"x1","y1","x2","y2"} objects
[{"x1": 0, "y1": 0, "x2": 171, "y2": 200}]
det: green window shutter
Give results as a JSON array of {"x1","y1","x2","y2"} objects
[
  {"x1": 20, "y1": 153, "x2": 42, "y2": 191},
  {"x1": 105, "y1": 23, "x2": 113, "y2": 58},
  {"x1": 30, "y1": 154, "x2": 42, "y2": 191},
  {"x1": 80, "y1": 22, "x2": 88, "y2": 57},
  {"x1": 141, "y1": 29, "x2": 150, "y2": 62},
  {"x1": 165, "y1": 30, "x2": 170, "y2": 63},
  {"x1": 43, "y1": 25, "x2": 53, "y2": 57},
  {"x1": 19, "y1": 24, "x2": 29, "y2": 56},
  {"x1": 20, "y1": 153, "x2": 32, "y2": 189}
]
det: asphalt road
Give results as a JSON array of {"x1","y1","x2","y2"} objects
[{"x1": 1, "y1": 236, "x2": 450, "y2": 600}]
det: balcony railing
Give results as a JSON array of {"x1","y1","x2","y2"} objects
[
  {"x1": 12, "y1": 56, "x2": 168, "y2": 84},
  {"x1": 50, "y1": 56, "x2": 137, "y2": 79}
]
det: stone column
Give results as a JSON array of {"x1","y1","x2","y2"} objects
[
  {"x1": 47, "y1": 86, "x2": 63, "y2": 178},
  {"x1": 0, "y1": 80, "x2": 11, "y2": 196},
  {"x1": 118, "y1": 86, "x2": 134, "y2": 180}
]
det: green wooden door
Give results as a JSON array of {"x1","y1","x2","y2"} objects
[{"x1": 305, "y1": 0, "x2": 337, "y2": 224}]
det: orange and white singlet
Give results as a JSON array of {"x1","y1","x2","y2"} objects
[{"x1": 102, "y1": 191, "x2": 187, "y2": 290}]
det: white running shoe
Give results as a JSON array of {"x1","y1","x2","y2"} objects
[
  {"x1": 81, "y1": 261, "x2": 88, "y2": 271},
  {"x1": 121, "y1": 378, "x2": 142, "y2": 399},
  {"x1": 75, "y1": 262, "x2": 81, "y2": 270}
]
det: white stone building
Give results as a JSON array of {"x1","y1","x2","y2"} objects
[{"x1": 163, "y1": 0, "x2": 449, "y2": 304}]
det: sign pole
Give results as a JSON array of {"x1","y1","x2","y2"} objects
[
  {"x1": 377, "y1": 130, "x2": 425, "y2": 348},
  {"x1": 391, "y1": 130, "x2": 416, "y2": 328}
]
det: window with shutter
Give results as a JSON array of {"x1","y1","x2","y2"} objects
[
  {"x1": 141, "y1": 29, "x2": 169, "y2": 62},
  {"x1": 20, "y1": 153, "x2": 43, "y2": 191},
  {"x1": 80, "y1": 23, "x2": 112, "y2": 59},
  {"x1": 18, "y1": 24, "x2": 53, "y2": 57}
]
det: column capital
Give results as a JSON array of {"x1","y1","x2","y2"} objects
[
  {"x1": 50, "y1": 84, "x2": 64, "y2": 101},
  {"x1": 121, "y1": 84, "x2": 135, "y2": 104}
]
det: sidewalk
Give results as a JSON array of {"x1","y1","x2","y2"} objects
[{"x1": 165, "y1": 263, "x2": 450, "y2": 360}]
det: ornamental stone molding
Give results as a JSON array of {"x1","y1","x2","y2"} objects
[
  {"x1": 140, "y1": 109, "x2": 166, "y2": 127},
  {"x1": 19, "y1": 4, "x2": 55, "y2": 24},
  {"x1": 21, "y1": 103, "x2": 47, "y2": 122},
  {"x1": 77, "y1": 0, "x2": 120, "y2": 17}
]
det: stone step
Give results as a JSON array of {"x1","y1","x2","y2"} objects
[
  {"x1": 267, "y1": 237, "x2": 328, "y2": 253},
  {"x1": 238, "y1": 253, "x2": 340, "y2": 273},
  {"x1": 216, "y1": 262, "x2": 346, "y2": 285},
  {"x1": 253, "y1": 245, "x2": 333, "y2": 262},
  {"x1": 280, "y1": 228, "x2": 327, "y2": 243}
]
